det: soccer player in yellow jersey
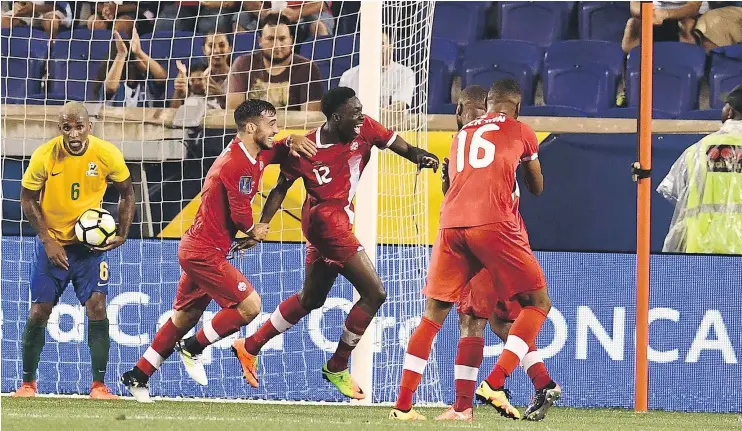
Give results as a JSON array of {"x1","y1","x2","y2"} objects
[{"x1": 13, "y1": 102, "x2": 135, "y2": 399}]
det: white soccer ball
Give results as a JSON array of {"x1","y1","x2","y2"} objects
[{"x1": 75, "y1": 208, "x2": 117, "y2": 247}]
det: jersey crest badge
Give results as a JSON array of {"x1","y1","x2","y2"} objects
[
  {"x1": 85, "y1": 162, "x2": 99, "y2": 177},
  {"x1": 239, "y1": 176, "x2": 253, "y2": 194}
]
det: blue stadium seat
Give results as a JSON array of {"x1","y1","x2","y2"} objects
[
  {"x1": 498, "y1": 2, "x2": 572, "y2": 47},
  {"x1": 142, "y1": 31, "x2": 206, "y2": 70},
  {"x1": 432, "y1": 3, "x2": 481, "y2": 49},
  {"x1": 578, "y1": 2, "x2": 631, "y2": 42},
  {"x1": 544, "y1": 64, "x2": 614, "y2": 113},
  {"x1": 709, "y1": 70, "x2": 742, "y2": 110},
  {"x1": 627, "y1": 68, "x2": 697, "y2": 116},
  {"x1": 299, "y1": 35, "x2": 359, "y2": 90},
  {"x1": 465, "y1": 66, "x2": 535, "y2": 105},
  {"x1": 47, "y1": 29, "x2": 114, "y2": 102},
  {"x1": 520, "y1": 105, "x2": 589, "y2": 117},
  {"x1": 544, "y1": 40, "x2": 624, "y2": 78},
  {"x1": 683, "y1": 109, "x2": 720, "y2": 120},
  {"x1": 233, "y1": 31, "x2": 257, "y2": 56},
  {"x1": 430, "y1": 37, "x2": 460, "y2": 75},
  {"x1": 0, "y1": 27, "x2": 48, "y2": 102},
  {"x1": 599, "y1": 107, "x2": 676, "y2": 119},
  {"x1": 627, "y1": 42, "x2": 706, "y2": 80},
  {"x1": 428, "y1": 59, "x2": 454, "y2": 114}
]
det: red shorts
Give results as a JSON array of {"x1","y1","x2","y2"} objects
[
  {"x1": 457, "y1": 269, "x2": 522, "y2": 321},
  {"x1": 303, "y1": 204, "x2": 363, "y2": 268},
  {"x1": 173, "y1": 238, "x2": 255, "y2": 311},
  {"x1": 423, "y1": 221, "x2": 546, "y2": 305}
]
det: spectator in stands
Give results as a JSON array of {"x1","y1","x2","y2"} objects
[
  {"x1": 235, "y1": 1, "x2": 334, "y2": 40},
  {"x1": 204, "y1": 31, "x2": 233, "y2": 87},
  {"x1": 1, "y1": 1, "x2": 73, "y2": 38},
  {"x1": 228, "y1": 13, "x2": 323, "y2": 111},
  {"x1": 154, "y1": 1, "x2": 239, "y2": 34},
  {"x1": 622, "y1": 1, "x2": 708, "y2": 53},
  {"x1": 171, "y1": 32, "x2": 233, "y2": 109},
  {"x1": 93, "y1": 29, "x2": 168, "y2": 108},
  {"x1": 86, "y1": 1, "x2": 141, "y2": 36},
  {"x1": 693, "y1": 4, "x2": 742, "y2": 52},
  {"x1": 339, "y1": 32, "x2": 415, "y2": 112}
]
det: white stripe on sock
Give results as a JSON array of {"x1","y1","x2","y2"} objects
[
  {"x1": 521, "y1": 350, "x2": 543, "y2": 371},
  {"x1": 340, "y1": 327, "x2": 362, "y2": 346},
  {"x1": 143, "y1": 347, "x2": 165, "y2": 370},
  {"x1": 503, "y1": 335, "x2": 529, "y2": 360},
  {"x1": 454, "y1": 364, "x2": 479, "y2": 381},
  {"x1": 402, "y1": 353, "x2": 428, "y2": 374},
  {"x1": 270, "y1": 308, "x2": 294, "y2": 333},
  {"x1": 203, "y1": 320, "x2": 222, "y2": 344}
]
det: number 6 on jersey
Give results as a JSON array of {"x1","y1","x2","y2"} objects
[{"x1": 456, "y1": 124, "x2": 499, "y2": 172}]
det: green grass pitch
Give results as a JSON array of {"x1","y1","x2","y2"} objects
[{"x1": 2, "y1": 398, "x2": 741, "y2": 431}]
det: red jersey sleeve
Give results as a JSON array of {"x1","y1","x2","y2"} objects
[
  {"x1": 280, "y1": 155, "x2": 303, "y2": 182},
  {"x1": 361, "y1": 115, "x2": 397, "y2": 149},
  {"x1": 520, "y1": 122, "x2": 539, "y2": 162},
  {"x1": 219, "y1": 159, "x2": 256, "y2": 234},
  {"x1": 262, "y1": 138, "x2": 291, "y2": 165}
]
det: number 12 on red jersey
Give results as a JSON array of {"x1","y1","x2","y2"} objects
[{"x1": 455, "y1": 124, "x2": 500, "y2": 172}]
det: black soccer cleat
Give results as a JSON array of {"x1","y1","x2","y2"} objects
[
  {"x1": 523, "y1": 382, "x2": 561, "y2": 421},
  {"x1": 121, "y1": 370, "x2": 153, "y2": 403}
]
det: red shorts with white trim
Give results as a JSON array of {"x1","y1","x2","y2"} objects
[
  {"x1": 302, "y1": 203, "x2": 363, "y2": 268},
  {"x1": 173, "y1": 237, "x2": 254, "y2": 311},
  {"x1": 423, "y1": 221, "x2": 546, "y2": 305}
]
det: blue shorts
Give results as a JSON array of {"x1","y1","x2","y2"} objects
[{"x1": 30, "y1": 238, "x2": 109, "y2": 305}]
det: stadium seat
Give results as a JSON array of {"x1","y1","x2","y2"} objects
[
  {"x1": 498, "y1": 2, "x2": 572, "y2": 47},
  {"x1": 142, "y1": 31, "x2": 206, "y2": 69},
  {"x1": 428, "y1": 59, "x2": 454, "y2": 114},
  {"x1": 683, "y1": 109, "x2": 720, "y2": 120},
  {"x1": 599, "y1": 107, "x2": 676, "y2": 119},
  {"x1": 299, "y1": 35, "x2": 359, "y2": 90},
  {"x1": 465, "y1": 66, "x2": 535, "y2": 105},
  {"x1": 627, "y1": 42, "x2": 706, "y2": 80},
  {"x1": 544, "y1": 40, "x2": 624, "y2": 78},
  {"x1": 430, "y1": 37, "x2": 460, "y2": 75},
  {"x1": 0, "y1": 27, "x2": 48, "y2": 102},
  {"x1": 544, "y1": 64, "x2": 614, "y2": 113},
  {"x1": 627, "y1": 68, "x2": 697, "y2": 116},
  {"x1": 520, "y1": 105, "x2": 589, "y2": 117},
  {"x1": 432, "y1": 3, "x2": 480, "y2": 49},
  {"x1": 709, "y1": 71, "x2": 742, "y2": 110},
  {"x1": 47, "y1": 29, "x2": 114, "y2": 102},
  {"x1": 578, "y1": 2, "x2": 631, "y2": 42},
  {"x1": 233, "y1": 31, "x2": 258, "y2": 56}
]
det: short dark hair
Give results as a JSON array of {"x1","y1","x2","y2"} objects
[
  {"x1": 234, "y1": 99, "x2": 277, "y2": 131},
  {"x1": 189, "y1": 60, "x2": 208, "y2": 74},
  {"x1": 321, "y1": 87, "x2": 357, "y2": 118},
  {"x1": 259, "y1": 12, "x2": 297, "y2": 41},
  {"x1": 459, "y1": 85, "x2": 488, "y2": 107},
  {"x1": 489, "y1": 78, "x2": 522, "y2": 101}
]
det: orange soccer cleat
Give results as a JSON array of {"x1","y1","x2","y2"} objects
[
  {"x1": 231, "y1": 338, "x2": 259, "y2": 387},
  {"x1": 435, "y1": 406, "x2": 473, "y2": 422},
  {"x1": 89, "y1": 382, "x2": 119, "y2": 400},
  {"x1": 12, "y1": 381, "x2": 37, "y2": 398}
]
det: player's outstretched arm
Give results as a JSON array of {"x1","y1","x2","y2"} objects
[
  {"x1": 20, "y1": 187, "x2": 68, "y2": 269},
  {"x1": 260, "y1": 173, "x2": 296, "y2": 225},
  {"x1": 441, "y1": 157, "x2": 450, "y2": 195},
  {"x1": 387, "y1": 136, "x2": 440, "y2": 172},
  {"x1": 92, "y1": 178, "x2": 135, "y2": 252},
  {"x1": 522, "y1": 159, "x2": 544, "y2": 196}
]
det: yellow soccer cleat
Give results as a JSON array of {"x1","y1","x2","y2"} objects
[
  {"x1": 389, "y1": 408, "x2": 426, "y2": 421},
  {"x1": 321, "y1": 364, "x2": 365, "y2": 400},
  {"x1": 475, "y1": 381, "x2": 521, "y2": 420}
]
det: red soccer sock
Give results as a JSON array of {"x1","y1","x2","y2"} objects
[
  {"x1": 453, "y1": 337, "x2": 485, "y2": 412},
  {"x1": 522, "y1": 344, "x2": 552, "y2": 390},
  {"x1": 327, "y1": 305, "x2": 374, "y2": 372},
  {"x1": 244, "y1": 294, "x2": 309, "y2": 355},
  {"x1": 485, "y1": 306, "x2": 547, "y2": 389},
  {"x1": 194, "y1": 308, "x2": 248, "y2": 349},
  {"x1": 135, "y1": 318, "x2": 188, "y2": 378},
  {"x1": 395, "y1": 317, "x2": 442, "y2": 411}
]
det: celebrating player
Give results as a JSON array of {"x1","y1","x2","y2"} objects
[
  {"x1": 434, "y1": 85, "x2": 560, "y2": 422},
  {"x1": 14, "y1": 102, "x2": 135, "y2": 399},
  {"x1": 121, "y1": 99, "x2": 316, "y2": 402},
  {"x1": 391, "y1": 79, "x2": 551, "y2": 421},
  {"x1": 230, "y1": 87, "x2": 439, "y2": 399}
]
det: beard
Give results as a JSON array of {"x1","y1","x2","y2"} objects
[{"x1": 265, "y1": 50, "x2": 292, "y2": 65}]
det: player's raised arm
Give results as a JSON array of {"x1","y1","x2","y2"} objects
[
  {"x1": 387, "y1": 135, "x2": 439, "y2": 172},
  {"x1": 259, "y1": 172, "x2": 296, "y2": 225}
]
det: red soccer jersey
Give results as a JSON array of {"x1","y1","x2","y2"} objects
[
  {"x1": 440, "y1": 112, "x2": 539, "y2": 229},
  {"x1": 280, "y1": 115, "x2": 396, "y2": 224},
  {"x1": 185, "y1": 137, "x2": 288, "y2": 255}
]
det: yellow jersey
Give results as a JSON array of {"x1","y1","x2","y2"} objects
[{"x1": 21, "y1": 135, "x2": 130, "y2": 245}]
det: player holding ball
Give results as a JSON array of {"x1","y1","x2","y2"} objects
[{"x1": 14, "y1": 101, "x2": 135, "y2": 399}]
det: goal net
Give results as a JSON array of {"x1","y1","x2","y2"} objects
[{"x1": 0, "y1": 1, "x2": 440, "y2": 404}]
